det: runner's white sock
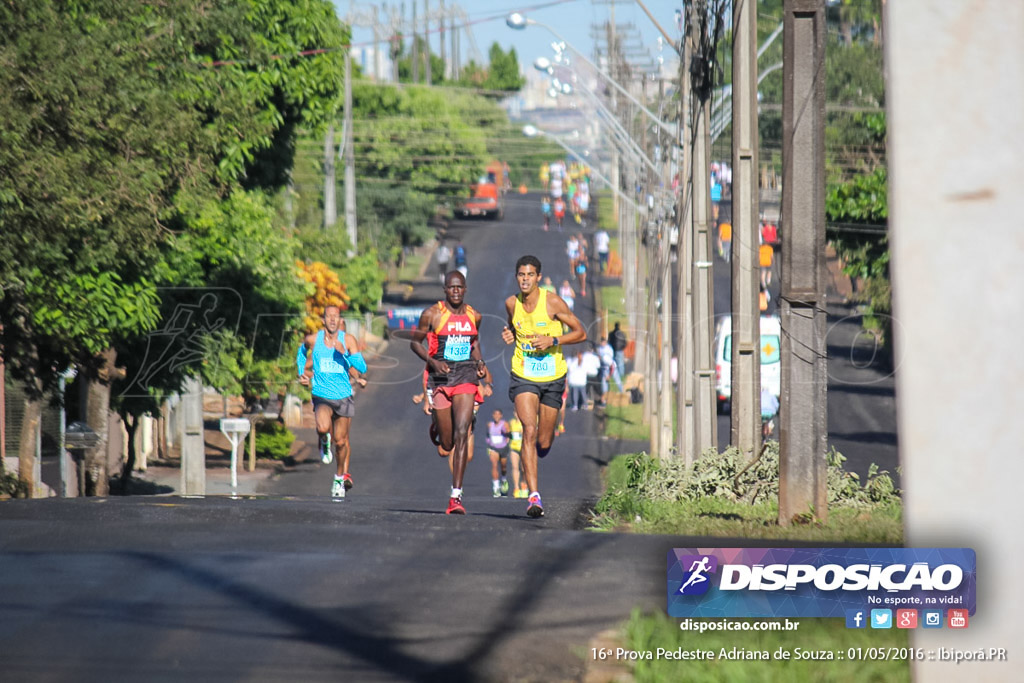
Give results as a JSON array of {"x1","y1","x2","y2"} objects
[
  {"x1": 530, "y1": 490, "x2": 540, "y2": 499},
  {"x1": 451, "y1": 487, "x2": 462, "y2": 498}
]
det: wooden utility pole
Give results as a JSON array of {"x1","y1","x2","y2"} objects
[
  {"x1": 779, "y1": 0, "x2": 827, "y2": 525},
  {"x1": 730, "y1": 0, "x2": 762, "y2": 458}
]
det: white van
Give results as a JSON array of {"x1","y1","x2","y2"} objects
[{"x1": 714, "y1": 315, "x2": 782, "y2": 412}]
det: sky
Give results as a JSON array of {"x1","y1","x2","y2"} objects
[{"x1": 334, "y1": 0, "x2": 686, "y2": 75}]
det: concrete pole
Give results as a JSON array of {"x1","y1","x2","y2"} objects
[
  {"x1": 344, "y1": 50, "x2": 357, "y2": 257},
  {"x1": 412, "y1": 0, "x2": 419, "y2": 83},
  {"x1": 887, "y1": 2, "x2": 1023, "y2": 678},
  {"x1": 180, "y1": 376, "x2": 205, "y2": 496},
  {"x1": 730, "y1": 0, "x2": 762, "y2": 458},
  {"x1": 778, "y1": 0, "x2": 827, "y2": 525},
  {"x1": 424, "y1": 0, "x2": 431, "y2": 85},
  {"x1": 439, "y1": 0, "x2": 447, "y2": 80},
  {"x1": 639, "y1": 83, "x2": 654, "y2": 430},
  {"x1": 658, "y1": 84, "x2": 674, "y2": 458},
  {"x1": 373, "y1": 5, "x2": 383, "y2": 82},
  {"x1": 690, "y1": 7, "x2": 717, "y2": 454},
  {"x1": 676, "y1": 18, "x2": 696, "y2": 465},
  {"x1": 451, "y1": 13, "x2": 459, "y2": 80},
  {"x1": 323, "y1": 123, "x2": 337, "y2": 231}
]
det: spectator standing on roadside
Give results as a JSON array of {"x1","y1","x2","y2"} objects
[
  {"x1": 597, "y1": 336, "x2": 622, "y2": 397},
  {"x1": 566, "y1": 351, "x2": 588, "y2": 412},
  {"x1": 594, "y1": 228, "x2": 610, "y2": 274},
  {"x1": 582, "y1": 344, "x2": 602, "y2": 408},
  {"x1": 609, "y1": 322, "x2": 628, "y2": 379}
]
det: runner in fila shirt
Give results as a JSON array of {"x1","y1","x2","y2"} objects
[
  {"x1": 410, "y1": 270, "x2": 488, "y2": 515},
  {"x1": 297, "y1": 305, "x2": 367, "y2": 500},
  {"x1": 501, "y1": 255, "x2": 586, "y2": 518}
]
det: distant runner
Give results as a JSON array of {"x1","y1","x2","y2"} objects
[{"x1": 501, "y1": 255, "x2": 586, "y2": 518}]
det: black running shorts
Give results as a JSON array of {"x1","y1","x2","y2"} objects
[{"x1": 508, "y1": 374, "x2": 566, "y2": 410}]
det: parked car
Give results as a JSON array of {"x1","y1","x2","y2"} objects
[
  {"x1": 714, "y1": 314, "x2": 782, "y2": 412},
  {"x1": 456, "y1": 177, "x2": 504, "y2": 220}
]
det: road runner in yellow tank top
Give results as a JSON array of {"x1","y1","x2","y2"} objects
[{"x1": 501, "y1": 255, "x2": 586, "y2": 518}]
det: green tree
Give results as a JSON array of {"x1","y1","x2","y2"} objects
[
  {"x1": 1, "y1": 0, "x2": 347, "y2": 494},
  {"x1": 483, "y1": 43, "x2": 526, "y2": 92}
]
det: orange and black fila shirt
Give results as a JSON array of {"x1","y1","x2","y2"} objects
[{"x1": 426, "y1": 301, "x2": 480, "y2": 387}]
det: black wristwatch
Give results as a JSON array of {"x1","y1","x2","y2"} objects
[{"x1": 553, "y1": 336, "x2": 559, "y2": 346}]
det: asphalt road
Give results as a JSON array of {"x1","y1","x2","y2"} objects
[
  {"x1": 0, "y1": 190, "x2": 899, "y2": 682},
  {"x1": 0, "y1": 192, "x2": 660, "y2": 683}
]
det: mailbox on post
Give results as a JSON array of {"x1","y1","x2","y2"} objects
[
  {"x1": 65, "y1": 422, "x2": 100, "y2": 497},
  {"x1": 219, "y1": 418, "x2": 251, "y2": 495}
]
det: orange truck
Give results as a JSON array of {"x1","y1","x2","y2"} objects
[{"x1": 456, "y1": 166, "x2": 505, "y2": 220}]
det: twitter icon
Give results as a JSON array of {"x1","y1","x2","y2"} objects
[{"x1": 870, "y1": 609, "x2": 892, "y2": 629}]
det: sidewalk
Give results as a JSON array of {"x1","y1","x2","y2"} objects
[{"x1": 135, "y1": 462, "x2": 270, "y2": 496}]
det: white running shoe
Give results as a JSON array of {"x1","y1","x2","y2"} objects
[{"x1": 331, "y1": 478, "x2": 345, "y2": 501}]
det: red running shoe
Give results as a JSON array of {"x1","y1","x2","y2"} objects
[
  {"x1": 342, "y1": 472, "x2": 354, "y2": 490},
  {"x1": 446, "y1": 496, "x2": 466, "y2": 515}
]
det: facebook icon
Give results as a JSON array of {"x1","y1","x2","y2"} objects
[{"x1": 845, "y1": 609, "x2": 866, "y2": 629}]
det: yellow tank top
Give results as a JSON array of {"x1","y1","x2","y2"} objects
[{"x1": 511, "y1": 288, "x2": 567, "y2": 382}]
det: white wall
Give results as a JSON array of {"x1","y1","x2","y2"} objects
[{"x1": 887, "y1": 2, "x2": 1023, "y2": 680}]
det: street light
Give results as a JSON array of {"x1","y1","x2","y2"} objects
[
  {"x1": 536, "y1": 58, "x2": 663, "y2": 179},
  {"x1": 508, "y1": 12, "x2": 676, "y2": 138}
]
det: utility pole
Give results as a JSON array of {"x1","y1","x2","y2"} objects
[
  {"x1": 373, "y1": 5, "x2": 383, "y2": 81},
  {"x1": 424, "y1": 0, "x2": 431, "y2": 84},
  {"x1": 658, "y1": 78, "x2": 674, "y2": 459},
  {"x1": 640, "y1": 81, "x2": 654, "y2": 432},
  {"x1": 779, "y1": 0, "x2": 827, "y2": 525},
  {"x1": 677, "y1": 12, "x2": 697, "y2": 465},
  {"x1": 730, "y1": 0, "x2": 761, "y2": 458},
  {"x1": 451, "y1": 12, "x2": 459, "y2": 80},
  {"x1": 440, "y1": 0, "x2": 447, "y2": 80},
  {"x1": 180, "y1": 376, "x2": 205, "y2": 496},
  {"x1": 344, "y1": 48, "x2": 357, "y2": 256},
  {"x1": 392, "y1": 4, "x2": 402, "y2": 83},
  {"x1": 412, "y1": 0, "x2": 419, "y2": 83},
  {"x1": 691, "y1": 1, "x2": 717, "y2": 455},
  {"x1": 323, "y1": 123, "x2": 337, "y2": 231}
]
